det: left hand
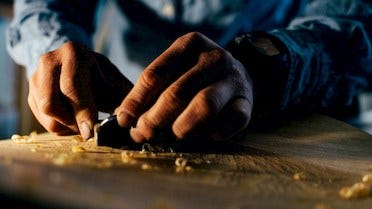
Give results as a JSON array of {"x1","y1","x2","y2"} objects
[
  {"x1": 114, "y1": 32, "x2": 253, "y2": 142},
  {"x1": 28, "y1": 42, "x2": 133, "y2": 140}
]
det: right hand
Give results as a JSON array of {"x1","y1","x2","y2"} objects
[{"x1": 28, "y1": 42, "x2": 133, "y2": 139}]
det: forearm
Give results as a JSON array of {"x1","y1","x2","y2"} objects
[
  {"x1": 5, "y1": 0, "x2": 98, "y2": 78},
  {"x1": 270, "y1": 15, "x2": 371, "y2": 110},
  {"x1": 228, "y1": 0, "x2": 372, "y2": 118}
]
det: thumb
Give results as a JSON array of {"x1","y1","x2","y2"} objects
[{"x1": 75, "y1": 105, "x2": 97, "y2": 140}]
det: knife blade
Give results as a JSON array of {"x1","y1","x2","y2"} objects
[
  {"x1": 94, "y1": 115, "x2": 142, "y2": 149},
  {"x1": 94, "y1": 115, "x2": 238, "y2": 153}
]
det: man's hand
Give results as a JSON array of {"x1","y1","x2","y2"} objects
[
  {"x1": 115, "y1": 32, "x2": 253, "y2": 142},
  {"x1": 28, "y1": 42, "x2": 133, "y2": 139}
]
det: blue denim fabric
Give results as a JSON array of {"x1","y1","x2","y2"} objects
[
  {"x1": 6, "y1": 0, "x2": 304, "y2": 77},
  {"x1": 269, "y1": 0, "x2": 372, "y2": 118},
  {"x1": 5, "y1": 0, "x2": 372, "y2": 120}
]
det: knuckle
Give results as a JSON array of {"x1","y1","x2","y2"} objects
[
  {"x1": 59, "y1": 79, "x2": 90, "y2": 107},
  {"x1": 199, "y1": 48, "x2": 231, "y2": 78},
  {"x1": 60, "y1": 41, "x2": 77, "y2": 53},
  {"x1": 60, "y1": 84, "x2": 79, "y2": 102},
  {"x1": 199, "y1": 48, "x2": 229, "y2": 65},
  {"x1": 175, "y1": 32, "x2": 204, "y2": 49},
  {"x1": 179, "y1": 32, "x2": 203, "y2": 43},
  {"x1": 59, "y1": 42, "x2": 93, "y2": 67},
  {"x1": 38, "y1": 51, "x2": 56, "y2": 67},
  {"x1": 120, "y1": 97, "x2": 144, "y2": 118},
  {"x1": 194, "y1": 90, "x2": 223, "y2": 117},
  {"x1": 37, "y1": 97, "x2": 54, "y2": 115},
  {"x1": 137, "y1": 116, "x2": 157, "y2": 138},
  {"x1": 140, "y1": 115, "x2": 158, "y2": 130},
  {"x1": 160, "y1": 86, "x2": 183, "y2": 108},
  {"x1": 139, "y1": 69, "x2": 160, "y2": 90},
  {"x1": 210, "y1": 48, "x2": 231, "y2": 68},
  {"x1": 210, "y1": 47, "x2": 227, "y2": 59}
]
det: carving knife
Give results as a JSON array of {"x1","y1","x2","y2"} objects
[
  {"x1": 94, "y1": 115, "x2": 142, "y2": 149},
  {"x1": 94, "y1": 115, "x2": 236, "y2": 152}
]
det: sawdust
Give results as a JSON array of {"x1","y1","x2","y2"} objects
[
  {"x1": 339, "y1": 173, "x2": 372, "y2": 200},
  {"x1": 9, "y1": 132, "x2": 199, "y2": 173},
  {"x1": 293, "y1": 172, "x2": 307, "y2": 181},
  {"x1": 11, "y1": 131, "x2": 37, "y2": 144},
  {"x1": 71, "y1": 145, "x2": 87, "y2": 153}
]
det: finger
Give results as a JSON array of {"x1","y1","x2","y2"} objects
[
  {"x1": 115, "y1": 32, "x2": 205, "y2": 128},
  {"x1": 28, "y1": 92, "x2": 74, "y2": 135},
  {"x1": 59, "y1": 54, "x2": 97, "y2": 140},
  {"x1": 208, "y1": 97, "x2": 252, "y2": 141},
  {"x1": 171, "y1": 80, "x2": 237, "y2": 139},
  {"x1": 31, "y1": 53, "x2": 79, "y2": 132},
  {"x1": 129, "y1": 49, "x2": 230, "y2": 142}
]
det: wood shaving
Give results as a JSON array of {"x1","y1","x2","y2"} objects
[
  {"x1": 8, "y1": 132, "x2": 197, "y2": 173},
  {"x1": 176, "y1": 165, "x2": 192, "y2": 173},
  {"x1": 362, "y1": 174, "x2": 372, "y2": 184},
  {"x1": 339, "y1": 182, "x2": 371, "y2": 200},
  {"x1": 175, "y1": 157, "x2": 192, "y2": 173},
  {"x1": 141, "y1": 163, "x2": 152, "y2": 170},
  {"x1": 339, "y1": 174, "x2": 372, "y2": 200},
  {"x1": 175, "y1": 157, "x2": 187, "y2": 167},
  {"x1": 72, "y1": 135, "x2": 84, "y2": 142},
  {"x1": 121, "y1": 151, "x2": 137, "y2": 164},
  {"x1": 293, "y1": 172, "x2": 306, "y2": 181},
  {"x1": 71, "y1": 146, "x2": 87, "y2": 153},
  {"x1": 85, "y1": 137, "x2": 96, "y2": 145},
  {"x1": 11, "y1": 131, "x2": 37, "y2": 144},
  {"x1": 140, "y1": 143, "x2": 174, "y2": 153},
  {"x1": 141, "y1": 143, "x2": 155, "y2": 153}
]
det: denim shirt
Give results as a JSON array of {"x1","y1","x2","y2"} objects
[{"x1": 5, "y1": 0, "x2": 372, "y2": 120}]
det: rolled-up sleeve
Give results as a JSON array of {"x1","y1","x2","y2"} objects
[
  {"x1": 5, "y1": 0, "x2": 98, "y2": 78},
  {"x1": 269, "y1": 0, "x2": 372, "y2": 115}
]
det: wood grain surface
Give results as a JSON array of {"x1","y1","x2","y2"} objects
[{"x1": 0, "y1": 114, "x2": 371, "y2": 209}]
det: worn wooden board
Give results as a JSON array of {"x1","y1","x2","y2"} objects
[{"x1": 0, "y1": 114, "x2": 371, "y2": 209}]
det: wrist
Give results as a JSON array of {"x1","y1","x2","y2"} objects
[{"x1": 227, "y1": 31, "x2": 291, "y2": 115}]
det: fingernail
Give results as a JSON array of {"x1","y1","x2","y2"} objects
[
  {"x1": 130, "y1": 127, "x2": 146, "y2": 143},
  {"x1": 117, "y1": 111, "x2": 135, "y2": 127},
  {"x1": 79, "y1": 121, "x2": 93, "y2": 140}
]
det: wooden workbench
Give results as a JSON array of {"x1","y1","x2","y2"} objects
[{"x1": 0, "y1": 114, "x2": 371, "y2": 209}]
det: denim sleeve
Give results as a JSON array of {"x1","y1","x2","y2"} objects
[
  {"x1": 268, "y1": 0, "x2": 372, "y2": 116},
  {"x1": 5, "y1": 0, "x2": 98, "y2": 78}
]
